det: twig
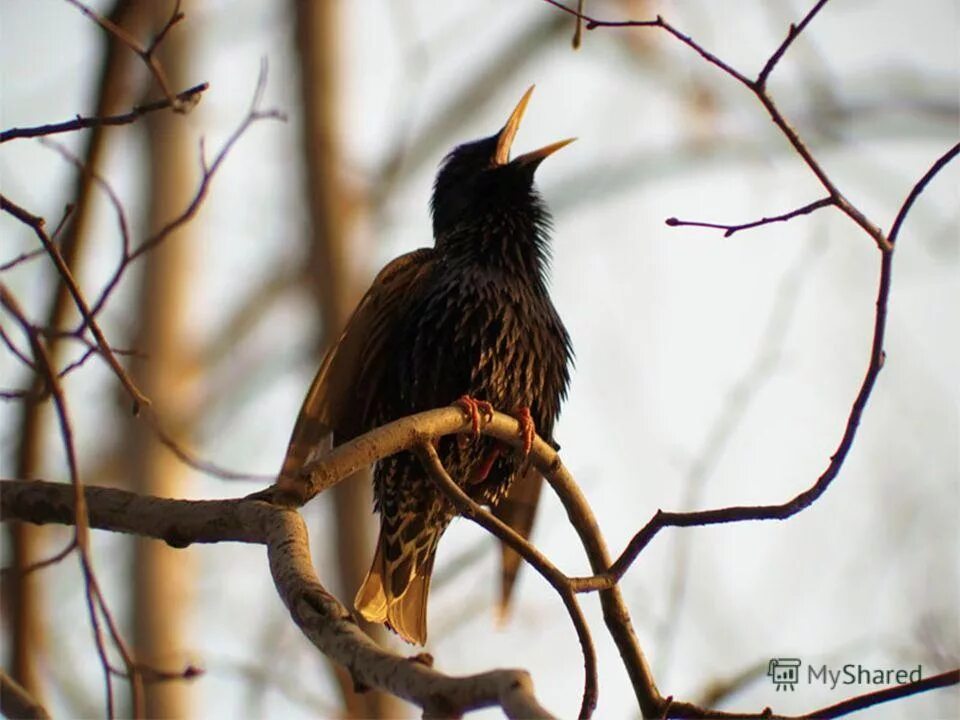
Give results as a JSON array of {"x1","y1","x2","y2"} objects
[
  {"x1": 416, "y1": 441, "x2": 598, "y2": 719},
  {"x1": 0, "y1": 195, "x2": 149, "y2": 411},
  {"x1": 0, "y1": 204, "x2": 73, "y2": 272},
  {"x1": 665, "y1": 196, "x2": 834, "y2": 237},
  {"x1": 1, "y1": 325, "x2": 36, "y2": 371},
  {"x1": 144, "y1": 409, "x2": 276, "y2": 483},
  {"x1": 541, "y1": 0, "x2": 892, "y2": 250},
  {"x1": 0, "y1": 284, "x2": 138, "y2": 717},
  {"x1": 806, "y1": 669, "x2": 959, "y2": 719},
  {"x1": 0, "y1": 83, "x2": 208, "y2": 143},
  {"x1": 588, "y1": 142, "x2": 959, "y2": 588},
  {"x1": 86, "y1": 62, "x2": 285, "y2": 323},
  {"x1": 64, "y1": 0, "x2": 187, "y2": 110},
  {"x1": 756, "y1": 0, "x2": 831, "y2": 88},
  {"x1": 0, "y1": 540, "x2": 78, "y2": 579}
]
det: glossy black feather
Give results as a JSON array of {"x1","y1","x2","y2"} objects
[{"x1": 288, "y1": 112, "x2": 574, "y2": 644}]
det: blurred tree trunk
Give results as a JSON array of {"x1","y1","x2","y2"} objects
[
  {"x1": 3, "y1": 0, "x2": 148, "y2": 704},
  {"x1": 125, "y1": 3, "x2": 197, "y2": 717},
  {"x1": 292, "y1": 1, "x2": 403, "y2": 717}
]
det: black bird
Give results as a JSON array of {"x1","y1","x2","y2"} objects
[{"x1": 279, "y1": 86, "x2": 574, "y2": 645}]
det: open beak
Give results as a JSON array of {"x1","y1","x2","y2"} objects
[{"x1": 494, "y1": 85, "x2": 576, "y2": 167}]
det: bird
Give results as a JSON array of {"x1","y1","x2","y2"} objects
[{"x1": 278, "y1": 86, "x2": 574, "y2": 645}]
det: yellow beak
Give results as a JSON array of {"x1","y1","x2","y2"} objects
[{"x1": 494, "y1": 85, "x2": 575, "y2": 167}]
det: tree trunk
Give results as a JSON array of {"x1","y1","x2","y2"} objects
[{"x1": 127, "y1": 4, "x2": 196, "y2": 717}]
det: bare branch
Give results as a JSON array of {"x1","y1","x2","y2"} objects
[
  {"x1": 665, "y1": 196, "x2": 834, "y2": 237},
  {"x1": 1, "y1": 325, "x2": 36, "y2": 371},
  {"x1": 805, "y1": 669, "x2": 959, "y2": 719},
  {"x1": 756, "y1": 0, "x2": 831, "y2": 88},
  {"x1": 86, "y1": 64, "x2": 285, "y2": 323},
  {"x1": 416, "y1": 441, "x2": 598, "y2": 719},
  {"x1": 594, "y1": 142, "x2": 960, "y2": 587},
  {"x1": 0, "y1": 195, "x2": 149, "y2": 411},
  {"x1": 64, "y1": 0, "x2": 187, "y2": 110},
  {"x1": 0, "y1": 83, "x2": 208, "y2": 143},
  {"x1": 258, "y1": 405, "x2": 665, "y2": 714},
  {"x1": 541, "y1": 0, "x2": 890, "y2": 249},
  {"x1": 0, "y1": 480, "x2": 556, "y2": 719},
  {"x1": 0, "y1": 204, "x2": 73, "y2": 272},
  {"x1": 0, "y1": 284, "x2": 138, "y2": 716}
]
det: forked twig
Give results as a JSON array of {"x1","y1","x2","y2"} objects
[{"x1": 416, "y1": 441, "x2": 598, "y2": 719}]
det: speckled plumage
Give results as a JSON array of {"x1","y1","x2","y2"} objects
[{"x1": 280, "y1": 89, "x2": 573, "y2": 644}]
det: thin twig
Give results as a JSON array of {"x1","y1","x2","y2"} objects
[
  {"x1": 805, "y1": 669, "x2": 959, "y2": 719},
  {"x1": 0, "y1": 195, "x2": 149, "y2": 411},
  {"x1": 86, "y1": 62, "x2": 285, "y2": 323},
  {"x1": 0, "y1": 284, "x2": 136, "y2": 717},
  {"x1": 1, "y1": 204, "x2": 73, "y2": 271},
  {"x1": 756, "y1": 0, "x2": 831, "y2": 88},
  {"x1": 416, "y1": 441, "x2": 598, "y2": 720},
  {"x1": 1, "y1": 325, "x2": 36, "y2": 371},
  {"x1": 665, "y1": 196, "x2": 834, "y2": 237},
  {"x1": 0, "y1": 83, "x2": 208, "y2": 143},
  {"x1": 541, "y1": 0, "x2": 891, "y2": 249},
  {"x1": 0, "y1": 540, "x2": 78, "y2": 579},
  {"x1": 573, "y1": 143, "x2": 960, "y2": 590},
  {"x1": 64, "y1": 0, "x2": 186, "y2": 110}
]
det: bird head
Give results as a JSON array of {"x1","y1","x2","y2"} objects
[{"x1": 430, "y1": 86, "x2": 574, "y2": 243}]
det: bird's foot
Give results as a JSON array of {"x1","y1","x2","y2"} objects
[
  {"x1": 454, "y1": 395, "x2": 494, "y2": 444},
  {"x1": 512, "y1": 406, "x2": 536, "y2": 456}
]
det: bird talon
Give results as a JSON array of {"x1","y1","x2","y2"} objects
[
  {"x1": 455, "y1": 395, "x2": 494, "y2": 438},
  {"x1": 513, "y1": 406, "x2": 535, "y2": 456}
]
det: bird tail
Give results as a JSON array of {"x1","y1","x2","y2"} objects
[
  {"x1": 354, "y1": 515, "x2": 442, "y2": 646},
  {"x1": 493, "y1": 466, "x2": 544, "y2": 620}
]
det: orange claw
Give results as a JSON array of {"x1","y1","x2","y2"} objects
[
  {"x1": 513, "y1": 406, "x2": 535, "y2": 456},
  {"x1": 455, "y1": 395, "x2": 494, "y2": 438}
]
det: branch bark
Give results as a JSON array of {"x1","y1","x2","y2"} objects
[{"x1": 0, "y1": 480, "x2": 555, "y2": 720}]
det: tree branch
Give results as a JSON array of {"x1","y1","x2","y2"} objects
[
  {"x1": 0, "y1": 479, "x2": 555, "y2": 719},
  {"x1": 415, "y1": 441, "x2": 598, "y2": 719},
  {"x1": 541, "y1": 0, "x2": 892, "y2": 250},
  {"x1": 0, "y1": 83, "x2": 208, "y2": 143},
  {"x1": 665, "y1": 197, "x2": 834, "y2": 237},
  {"x1": 0, "y1": 196, "x2": 150, "y2": 411},
  {"x1": 64, "y1": 0, "x2": 186, "y2": 109}
]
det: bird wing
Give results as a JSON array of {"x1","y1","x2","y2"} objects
[{"x1": 278, "y1": 248, "x2": 435, "y2": 481}]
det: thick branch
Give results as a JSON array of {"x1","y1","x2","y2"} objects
[{"x1": 0, "y1": 480, "x2": 554, "y2": 719}]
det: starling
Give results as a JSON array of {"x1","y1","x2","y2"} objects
[{"x1": 279, "y1": 86, "x2": 574, "y2": 645}]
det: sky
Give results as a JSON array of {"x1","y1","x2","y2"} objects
[{"x1": 1, "y1": 1, "x2": 958, "y2": 718}]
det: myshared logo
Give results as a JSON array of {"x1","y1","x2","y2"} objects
[{"x1": 768, "y1": 658, "x2": 922, "y2": 692}]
